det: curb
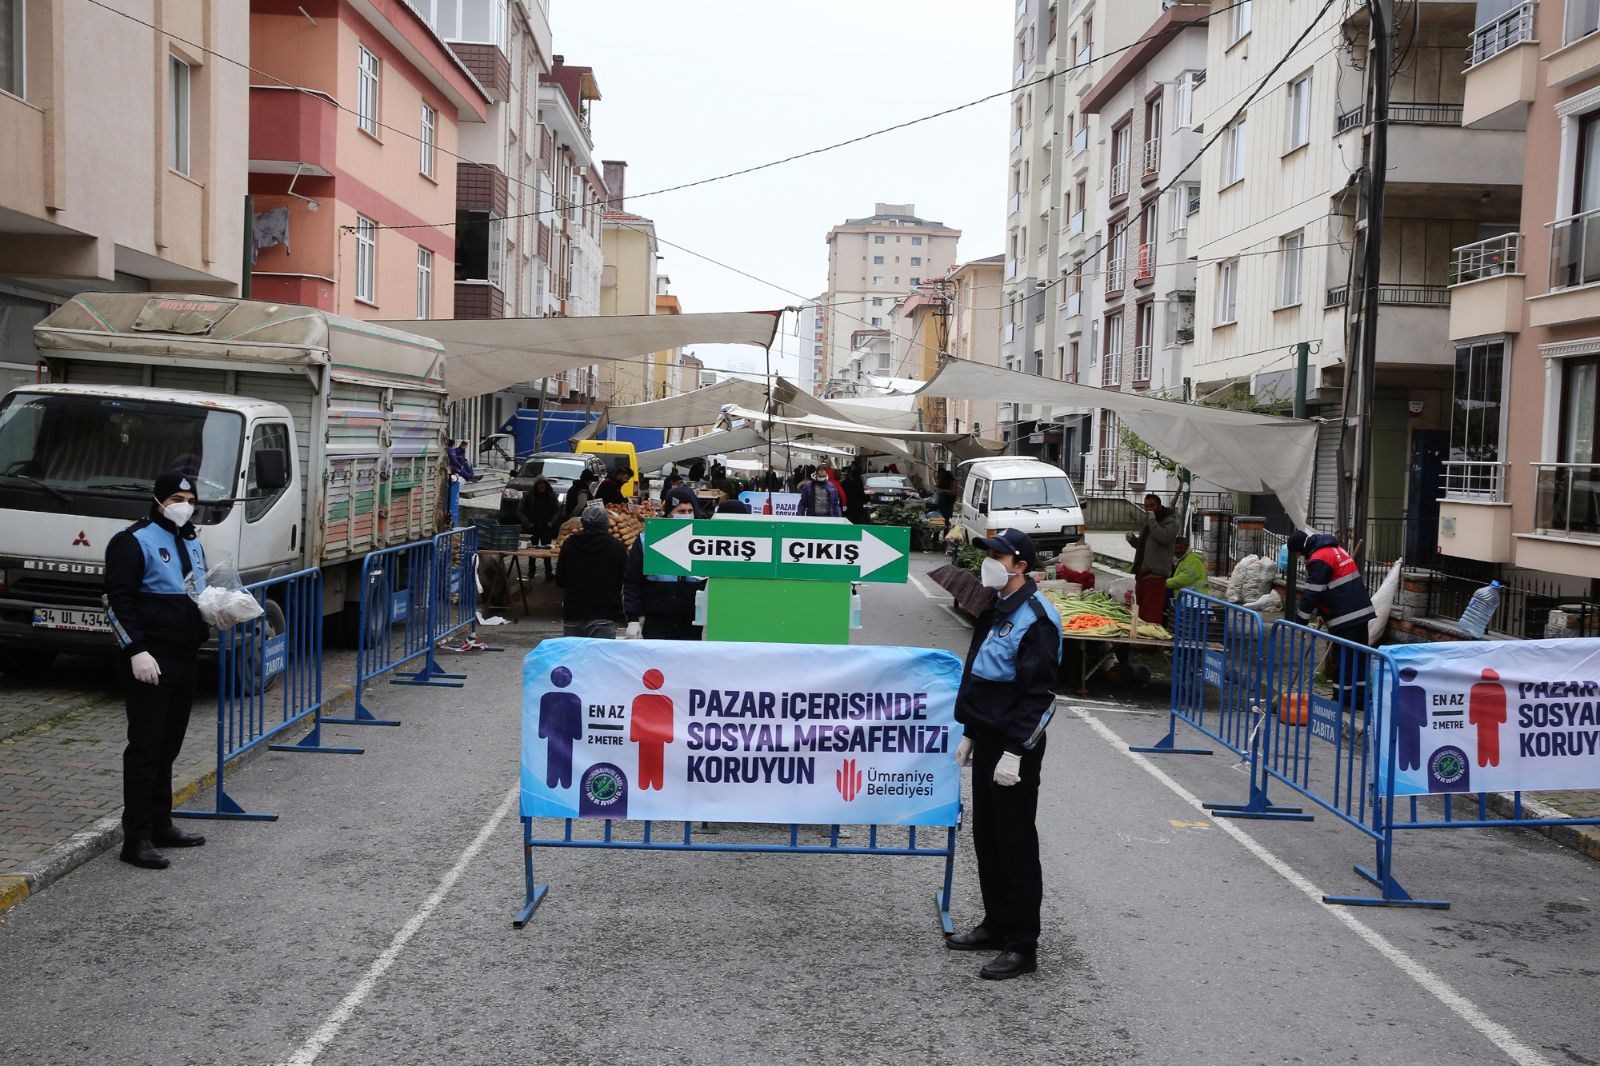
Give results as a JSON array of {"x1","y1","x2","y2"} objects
[
  {"x1": 0, "y1": 682, "x2": 357, "y2": 920},
  {"x1": 1486, "y1": 791, "x2": 1600, "y2": 863}
]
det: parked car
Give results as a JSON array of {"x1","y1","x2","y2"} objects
[
  {"x1": 501, "y1": 452, "x2": 607, "y2": 522},
  {"x1": 862, "y1": 473, "x2": 923, "y2": 508}
]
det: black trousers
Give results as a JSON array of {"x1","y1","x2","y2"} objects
[
  {"x1": 969, "y1": 726, "x2": 1046, "y2": 953},
  {"x1": 1328, "y1": 620, "x2": 1370, "y2": 710},
  {"x1": 121, "y1": 651, "x2": 198, "y2": 841}
]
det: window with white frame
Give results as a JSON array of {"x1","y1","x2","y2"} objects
[
  {"x1": 1102, "y1": 313, "x2": 1122, "y2": 386},
  {"x1": 1222, "y1": 117, "x2": 1247, "y2": 186},
  {"x1": 355, "y1": 216, "x2": 377, "y2": 303},
  {"x1": 1278, "y1": 231, "x2": 1304, "y2": 307},
  {"x1": 874, "y1": 234, "x2": 885, "y2": 245},
  {"x1": 873, "y1": 255, "x2": 884, "y2": 265},
  {"x1": 1097, "y1": 411, "x2": 1119, "y2": 480},
  {"x1": 871, "y1": 297, "x2": 883, "y2": 306},
  {"x1": 1216, "y1": 259, "x2": 1238, "y2": 324},
  {"x1": 415, "y1": 0, "x2": 509, "y2": 49},
  {"x1": 1286, "y1": 73, "x2": 1312, "y2": 152},
  {"x1": 1167, "y1": 184, "x2": 1197, "y2": 238},
  {"x1": 872, "y1": 276, "x2": 883, "y2": 286},
  {"x1": 912, "y1": 236, "x2": 923, "y2": 246},
  {"x1": 1173, "y1": 71, "x2": 1202, "y2": 131},
  {"x1": 0, "y1": 0, "x2": 22, "y2": 98},
  {"x1": 1231, "y1": 0, "x2": 1252, "y2": 43},
  {"x1": 1566, "y1": 0, "x2": 1600, "y2": 44},
  {"x1": 357, "y1": 45, "x2": 380, "y2": 136},
  {"x1": 168, "y1": 55, "x2": 190, "y2": 175},
  {"x1": 419, "y1": 103, "x2": 437, "y2": 178},
  {"x1": 911, "y1": 257, "x2": 922, "y2": 266},
  {"x1": 871, "y1": 317, "x2": 883, "y2": 327},
  {"x1": 487, "y1": 216, "x2": 504, "y2": 288},
  {"x1": 416, "y1": 247, "x2": 433, "y2": 318}
]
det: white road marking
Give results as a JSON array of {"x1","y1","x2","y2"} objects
[
  {"x1": 282, "y1": 787, "x2": 520, "y2": 1066},
  {"x1": 1070, "y1": 705, "x2": 1556, "y2": 1066},
  {"x1": 943, "y1": 605, "x2": 974, "y2": 629},
  {"x1": 906, "y1": 572, "x2": 943, "y2": 600}
]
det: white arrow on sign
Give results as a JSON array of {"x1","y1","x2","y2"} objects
[
  {"x1": 780, "y1": 529, "x2": 903, "y2": 577},
  {"x1": 651, "y1": 524, "x2": 773, "y2": 570}
]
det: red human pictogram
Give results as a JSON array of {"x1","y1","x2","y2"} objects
[
  {"x1": 1469, "y1": 667, "x2": 1507, "y2": 768},
  {"x1": 629, "y1": 668, "x2": 673, "y2": 791}
]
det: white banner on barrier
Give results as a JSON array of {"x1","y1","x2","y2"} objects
[
  {"x1": 521, "y1": 638, "x2": 964, "y2": 825},
  {"x1": 1375, "y1": 638, "x2": 1600, "y2": 796}
]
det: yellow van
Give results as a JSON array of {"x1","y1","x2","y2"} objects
[{"x1": 574, "y1": 439, "x2": 640, "y2": 498}]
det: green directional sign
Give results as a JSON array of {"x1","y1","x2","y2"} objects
[{"x1": 642, "y1": 517, "x2": 910, "y2": 584}]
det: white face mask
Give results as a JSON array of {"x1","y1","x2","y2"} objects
[
  {"x1": 980, "y1": 557, "x2": 1013, "y2": 590},
  {"x1": 161, "y1": 500, "x2": 195, "y2": 527}
]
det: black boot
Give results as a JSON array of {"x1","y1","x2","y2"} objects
[
  {"x1": 979, "y1": 951, "x2": 1037, "y2": 980},
  {"x1": 945, "y1": 925, "x2": 1002, "y2": 951},
  {"x1": 119, "y1": 839, "x2": 170, "y2": 870},
  {"x1": 152, "y1": 825, "x2": 206, "y2": 848}
]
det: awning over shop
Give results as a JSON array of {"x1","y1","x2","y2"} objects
[
  {"x1": 912, "y1": 358, "x2": 1319, "y2": 528},
  {"x1": 583, "y1": 375, "x2": 922, "y2": 440},
  {"x1": 384, "y1": 311, "x2": 783, "y2": 402}
]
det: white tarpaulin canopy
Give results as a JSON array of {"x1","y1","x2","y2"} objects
[
  {"x1": 721, "y1": 406, "x2": 999, "y2": 462},
  {"x1": 584, "y1": 375, "x2": 921, "y2": 438},
  {"x1": 911, "y1": 358, "x2": 1319, "y2": 528},
  {"x1": 383, "y1": 312, "x2": 783, "y2": 402},
  {"x1": 634, "y1": 427, "x2": 768, "y2": 471}
]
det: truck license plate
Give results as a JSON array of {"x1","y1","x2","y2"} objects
[{"x1": 32, "y1": 608, "x2": 112, "y2": 633}]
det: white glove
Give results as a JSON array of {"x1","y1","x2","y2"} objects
[
  {"x1": 130, "y1": 652, "x2": 161, "y2": 686},
  {"x1": 624, "y1": 621, "x2": 642, "y2": 640},
  {"x1": 993, "y1": 751, "x2": 1022, "y2": 787},
  {"x1": 955, "y1": 736, "x2": 973, "y2": 768}
]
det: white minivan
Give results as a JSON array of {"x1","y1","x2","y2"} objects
[{"x1": 956, "y1": 457, "x2": 1086, "y2": 555}]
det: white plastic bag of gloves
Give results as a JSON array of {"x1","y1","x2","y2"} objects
[{"x1": 185, "y1": 556, "x2": 265, "y2": 629}]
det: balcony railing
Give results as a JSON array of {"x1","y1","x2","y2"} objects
[
  {"x1": 1109, "y1": 160, "x2": 1130, "y2": 198},
  {"x1": 1003, "y1": 322, "x2": 1017, "y2": 344},
  {"x1": 1011, "y1": 127, "x2": 1024, "y2": 150},
  {"x1": 1006, "y1": 257, "x2": 1019, "y2": 279},
  {"x1": 1009, "y1": 193, "x2": 1022, "y2": 216},
  {"x1": 1015, "y1": 61, "x2": 1027, "y2": 85},
  {"x1": 1070, "y1": 209, "x2": 1085, "y2": 235},
  {"x1": 1102, "y1": 351, "x2": 1122, "y2": 387},
  {"x1": 1072, "y1": 128, "x2": 1089, "y2": 156},
  {"x1": 1450, "y1": 233, "x2": 1521, "y2": 284},
  {"x1": 1324, "y1": 283, "x2": 1451, "y2": 308},
  {"x1": 1133, "y1": 344, "x2": 1152, "y2": 382},
  {"x1": 1468, "y1": 1, "x2": 1536, "y2": 68},
  {"x1": 1142, "y1": 137, "x2": 1160, "y2": 174},
  {"x1": 1065, "y1": 290, "x2": 1082, "y2": 317},
  {"x1": 1106, "y1": 260, "x2": 1126, "y2": 293},
  {"x1": 1442, "y1": 460, "x2": 1507, "y2": 502},
  {"x1": 1135, "y1": 242, "x2": 1153, "y2": 281},
  {"x1": 1337, "y1": 101, "x2": 1464, "y2": 132},
  {"x1": 1548, "y1": 208, "x2": 1600, "y2": 290},
  {"x1": 1076, "y1": 45, "x2": 1093, "y2": 68},
  {"x1": 1535, "y1": 463, "x2": 1600, "y2": 536}
]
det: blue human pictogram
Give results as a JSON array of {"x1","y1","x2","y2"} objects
[
  {"x1": 538, "y1": 666, "x2": 584, "y2": 789},
  {"x1": 1396, "y1": 666, "x2": 1427, "y2": 772}
]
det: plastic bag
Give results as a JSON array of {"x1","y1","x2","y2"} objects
[{"x1": 186, "y1": 556, "x2": 264, "y2": 629}]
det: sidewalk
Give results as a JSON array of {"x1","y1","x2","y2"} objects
[{"x1": 0, "y1": 576, "x2": 567, "y2": 917}]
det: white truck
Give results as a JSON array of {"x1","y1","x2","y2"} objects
[{"x1": 0, "y1": 292, "x2": 452, "y2": 676}]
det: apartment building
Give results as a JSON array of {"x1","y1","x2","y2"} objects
[
  {"x1": 649, "y1": 276, "x2": 682, "y2": 404},
  {"x1": 1438, "y1": 0, "x2": 1600, "y2": 584},
  {"x1": 1187, "y1": 0, "x2": 1520, "y2": 535},
  {"x1": 1079, "y1": 2, "x2": 1208, "y2": 498},
  {"x1": 1003, "y1": 0, "x2": 1163, "y2": 475},
  {"x1": 600, "y1": 192, "x2": 658, "y2": 409},
  {"x1": 248, "y1": 0, "x2": 489, "y2": 318},
  {"x1": 818, "y1": 203, "x2": 960, "y2": 396},
  {"x1": 944, "y1": 255, "x2": 1005, "y2": 444},
  {"x1": 0, "y1": 0, "x2": 248, "y2": 391},
  {"x1": 801, "y1": 297, "x2": 825, "y2": 394}
]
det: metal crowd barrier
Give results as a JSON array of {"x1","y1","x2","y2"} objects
[
  {"x1": 1133, "y1": 591, "x2": 1270, "y2": 758},
  {"x1": 391, "y1": 526, "x2": 499, "y2": 688},
  {"x1": 175, "y1": 568, "x2": 360, "y2": 822},
  {"x1": 515, "y1": 817, "x2": 959, "y2": 930},
  {"x1": 323, "y1": 538, "x2": 446, "y2": 727}
]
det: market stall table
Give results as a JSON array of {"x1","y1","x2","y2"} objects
[{"x1": 481, "y1": 547, "x2": 557, "y2": 616}]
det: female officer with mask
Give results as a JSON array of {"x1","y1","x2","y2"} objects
[{"x1": 104, "y1": 468, "x2": 212, "y2": 869}]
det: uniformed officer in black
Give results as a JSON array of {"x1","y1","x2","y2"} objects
[
  {"x1": 946, "y1": 528, "x2": 1062, "y2": 979},
  {"x1": 105, "y1": 468, "x2": 212, "y2": 869}
]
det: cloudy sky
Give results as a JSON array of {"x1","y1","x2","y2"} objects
[{"x1": 550, "y1": 0, "x2": 1011, "y2": 383}]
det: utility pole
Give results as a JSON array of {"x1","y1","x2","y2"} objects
[{"x1": 1343, "y1": 0, "x2": 1390, "y2": 564}]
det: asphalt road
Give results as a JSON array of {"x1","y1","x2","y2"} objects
[{"x1": 0, "y1": 555, "x2": 1595, "y2": 1066}]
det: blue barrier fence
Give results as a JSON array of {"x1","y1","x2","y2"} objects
[
  {"x1": 1142, "y1": 609, "x2": 1600, "y2": 908},
  {"x1": 1133, "y1": 591, "x2": 1270, "y2": 759},
  {"x1": 392, "y1": 526, "x2": 500, "y2": 687},
  {"x1": 515, "y1": 816, "x2": 959, "y2": 930},
  {"x1": 175, "y1": 568, "x2": 361, "y2": 822},
  {"x1": 324, "y1": 538, "x2": 448, "y2": 726}
]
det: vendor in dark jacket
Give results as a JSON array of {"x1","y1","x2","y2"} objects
[
  {"x1": 517, "y1": 476, "x2": 561, "y2": 578},
  {"x1": 946, "y1": 527, "x2": 1061, "y2": 980},
  {"x1": 564, "y1": 471, "x2": 596, "y2": 520},
  {"x1": 104, "y1": 468, "x2": 212, "y2": 870},
  {"x1": 596, "y1": 468, "x2": 628, "y2": 507},
  {"x1": 556, "y1": 504, "x2": 629, "y2": 638},
  {"x1": 623, "y1": 487, "x2": 703, "y2": 639},
  {"x1": 1288, "y1": 530, "x2": 1375, "y2": 708}
]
